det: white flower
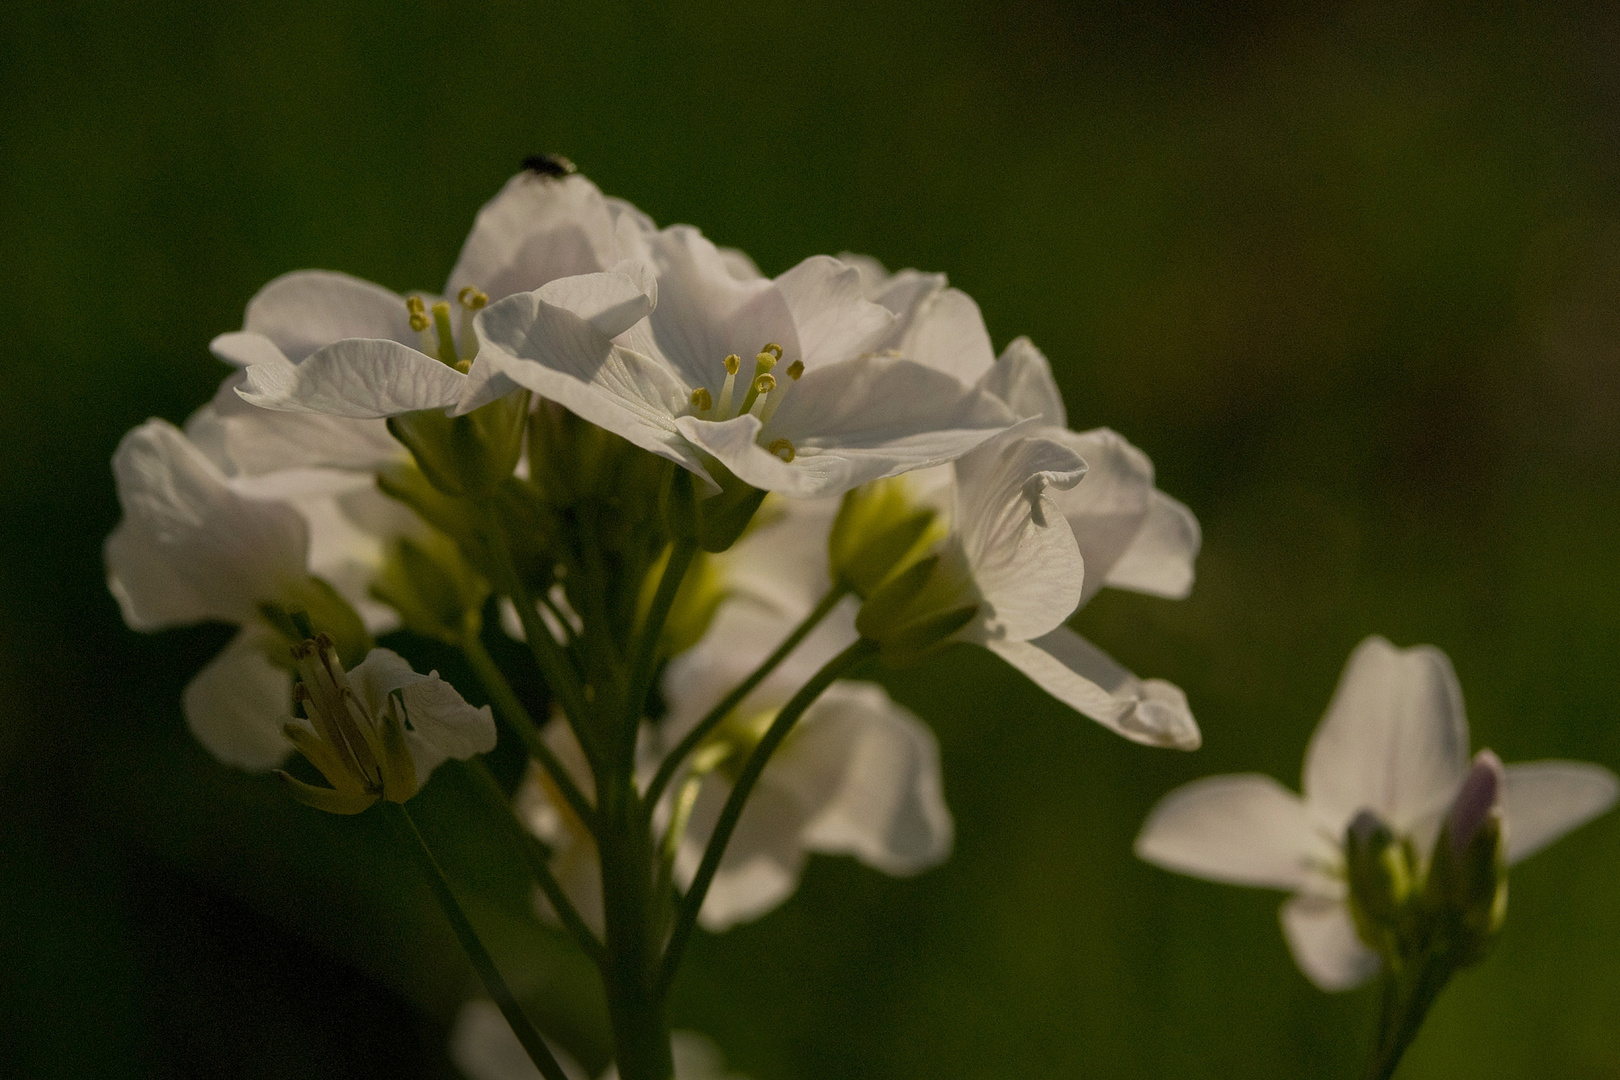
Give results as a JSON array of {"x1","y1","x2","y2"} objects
[
  {"x1": 969, "y1": 339, "x2": 1202, "y2": 749},
  {"x1": 280, "y1": 637, "x2": 495, "y2": 814},
  {"x1": 474, "y1": 225, "x2": 1016, "y2": 498},
  {"x1": 104, "y1": 419, "x2": 390, "y2": 769},
  {"x1": 1135, "y1": 636, "x2": 1619, "y2": 990},
  {"x1": 450, "y1": 1000, "x2": 747, "y2": 1080},
  {"x1": 660, "y1": 597, "x2": 954, "y2": 931},
  {"x1": 841, "y1": 253, "x2": 998, "y2": 386},
  {"x1": 229, "y1": 173, "x2": 655, "y2": 427}
]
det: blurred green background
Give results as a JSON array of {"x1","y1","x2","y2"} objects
[{"x1": 4, "y1": 0, "x2": 1619, "y2": 1076}]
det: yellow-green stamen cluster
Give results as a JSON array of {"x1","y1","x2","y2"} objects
[
  {"x1": 276, "y1": 634, "x2": 418, "y2": 815},
  {"x1": 406, "y1": 287, "x2": 488, "y2": 374},
  {"x1": 686, "y1": 344, "x2": 805, "y2": 462}
]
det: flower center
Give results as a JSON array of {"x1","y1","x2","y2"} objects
[
  {"x1": 406, "y1": 287, "x2": 487, "y2": 373},
  {"x1": 686, "y1": 342, "x2": 805, "y2": 462}
]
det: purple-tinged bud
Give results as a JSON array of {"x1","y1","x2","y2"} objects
[{"x1": 1447, "y1": 749, "x2": 1506, "y2": 857}]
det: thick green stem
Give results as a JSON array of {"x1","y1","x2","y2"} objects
[
  {"x1": 617, "y1": 536, "x2": 699, "y2": 776},
  {"x1": 657, "y1": 637, "x2": 879, "y2": 994},
  {"x1": 1363, "y1": 958, "x2": 1456, "y2": 1080},
  {"x1": 461, "y1": 631, "x2": 598, "y2": 836},
  {"x1": 459, "y1": 759, "x2": 608, "y2": 969},
  {"x1": 598, "y1": 796, "x2": 676, "y2": 1080},
  {"x1": 643, "y1": 584, "x2": 850, "y2": 810},
  {"x1": 392, "y1": 802, "x2": 572, "y2": 1080}
]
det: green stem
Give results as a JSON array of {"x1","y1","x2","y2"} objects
[
  {"x1": 657, "y1": 637, "x2": 878, "y2": 994},
  {"x1": 461, "y1": 631, "x2": 598, "y2": 836},
  {"x1": 479, "y1": 501, "x2": 596, "y2": 757},
  {"x1": 617, "y1": 536, "x2": 699, "y2": 776},
  {"x1": 598, "y1": 798, "x2": 676, "y2": 1080},
  {"x1": 1363, "y1": 958, "x2": 1456, "y2": 1080},
  {"x1": 391, "y1": 802, "x2": 572, "y2": 1080},
  {"x1": 459, "y1": 759, "x2": 609, "y2": 969},
  {"x1": 643, "y1": 584, "x2": 849, "y2": 810}
]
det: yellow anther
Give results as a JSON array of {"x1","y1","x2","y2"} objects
[
  {"x1": 753, "y1": 373, "x2": 776, "y2": 394},
  {"x1": 691, "y1": 387, "x2": 713, "y2": 412},
  {"x1": 724, "y1": 354, "x2": 741, "y2": 375},
  {"x1": 406, "y1": 296, "x2": 430, "y2": 332},
  {"x1": 761, "y1": 343, "x2": 783, "y2": 360},
  {"x1": 768, "y1": 438, "x2": 796, "y2": 463},
  {"x1": 785, "y1": 360, "x2": 804, "y2": 380},
  {"x1": 754, "y1": 351, "x2": 778, "y2": 373},
  {"x1": 457, "y1": 286, "x2": 488, "y2": 310}
]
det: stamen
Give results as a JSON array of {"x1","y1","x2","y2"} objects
[
  {"x1": 758, "y1": 360, "x2": 803, "y2": 427},
  {"x1": 690, "y1": 387, "x2": 713, "y2": 414},
  {"x1": 761, "y1": 343, "x2": 783, "y2": 361},
  {"x1": 717, "y1": 354, "x2": 741, "y2": 415},
  {"x1": 406, "y1": 296, "x2": 430, "y2": 332},
  {"x1": 430, "y1": 301, "x2": 467, "y2": 372},
  {"x1": 768, "y1": 438, "x2": 796, "y2": 463},
  {"x1": 739, "y1": 372, "x2": 775, "y2": 417},
  {"x1": 455, "y1": 287, "x2": 487, "y2": 364}
]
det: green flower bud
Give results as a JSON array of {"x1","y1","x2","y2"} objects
[
  {"x1": 370, "y1": 534, "x2": 489, "y2": 645},
  {"x1": 1344, "y1": 810, "x2": 1415, "y2": 958},
  {"x1": 1425, "y1": 750, "x2": 1508, "y2": 966},
  {"x1": 829, "y1": 478, "x2": 941, "y2": 597}
]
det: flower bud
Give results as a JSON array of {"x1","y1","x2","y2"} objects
[
  {"x1": 1425, "y1": 750, "x2": 1508, "y2": 966},
  {"x1": 829, "y1": 478, "x2": 941, "y2": 597},
  {"x1": 855, "y1": 551, "x2": 980, "y2": 665},
  {"x1": 371, "y1": 535, "x2": 489, "y2": 645},
  {"x1": 1344, "y1": 809, "x2": 1414, "y2": 956}
]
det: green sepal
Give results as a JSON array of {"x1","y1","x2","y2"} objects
[
  {"x1": 276, "y1": 770, "x2": 378, "y2": 815},
  {"x1": 1344, "y1": 811, "x2": 1415, "y2": 958},
  {"x1": 371, "y1": 534, "x2": 490, "y2": 645},
  {"x1": 855, "y1": 554, "x2": 940, "y2": 640},
  {"x1": 387, "y1": 390, "x2": 530, "y2": 498},
  {"x1": 830, "y1": 479, "x2": 941, "y2": 597},
  {"x1": 875, "y1": 604, "x2": 980, "y2": 666},
  {"x1": 260, "y1": 576, "x2": 373, "y2": 668},
  {"x1": 663, "y1": 464, "x2": 768, "y2": 553},
  {"x1": 1423, "y1": 813, "x2": 1507, "y2": 967}
]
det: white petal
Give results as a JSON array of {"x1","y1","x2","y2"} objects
[
  {"x1": 1502, "y1": 760, "x2": 1620, "y2": 864},
  {"x1": 534, "y1": 270, "x2": 657, "y2": 339},
  {"x1": 1303, "y1": 637, "x2": 1470, "y2": 834},
  {"x1": 1104, "y1": 490, "x2": 1201, "y2": 600},
  {"x1": 190, "y1": 376, "x2": 405, "y2": 475},
  {"x1": 240, "y1": 270, "x2": 412, "y2": 363},
  {"x1": 1279, "y1": 894, "x2": 1381, "y2": 991},
  {"x1": 1048, "y1": 428, "x2": 1157, "y2": 606},
  {"x1": 684, "y1": 354, "x2": 1014, "y2": 499},
  {"x1": 446, "y1": 172, "x2": 631, "y2": 302},
  {"x1": 1135, "y1": 773, "x2": 1331, "y2": 890},
  {"x1": 981, "y1": 337, "x2": 1067, "y2": 427},
  {"x1": 476, "y1": 293, "x2": 713, "y2": 483},
  {"x1": 988, "y1": 629, "x2": 1201, "y2": 749},
  {"x1": 346, "y1": 648, "x2": 496, "y2": 783},
  {"x1": 795, "y1": 682, "x2": 954, "y2": 875},
  {"x1": 449, "y1": 999, "x2": 590, "y2": 1080},
  {"x1": 182, "y1": 627, "x2": 295, "y2": 771},
  {"x1": 238, "y1": 339, "x2": 466, "y2": 418},
  {"x1": 896, "y1": 286, "x2": 995, "y2": 385},
  {"x1": 109, "y1": 419, "x2": 308, "y2": 626},
  {"x1": 954, "y1": 434, "x2": 1087, "y2": 642},
  {"x1": 772, "y1": 255, "x2": 896, "y2": 367},
  {"x1": 209, "y1": 331, "x2": 290, "y2": 369},
  {"x1": 646, "y1": 226, "x2": 797, "y2": 391}
]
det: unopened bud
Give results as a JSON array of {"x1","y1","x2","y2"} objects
[{"x1": 1344, "y1": 809, "x2": 1412, "y2": 955}]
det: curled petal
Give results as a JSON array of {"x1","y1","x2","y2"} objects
[
  {"x1": 345, "y1": 648, "x2": 495, "y2": 784},
  {"x1": 1103, "y1": 490, "x2": 1201, "y2": 600},
  {"x1": 240, "y1": 270, "x2": 412, "y2": 363},
  {"x1": 981, "y1": 337, "x2": 1067, "y2": 427},
  {"x1": 987, "y1": 628, "x2": 1200, "y2": 749},
  {"x1": 238, "y1": 339, "x2": 466, "y2": 418}
]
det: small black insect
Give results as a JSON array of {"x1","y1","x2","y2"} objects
[{"x1": 522, "y1": 153, "x2": 577, "y2": 178}]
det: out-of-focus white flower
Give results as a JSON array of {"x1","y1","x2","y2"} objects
[
  {"x1": 475, "y1": 226, "x2": 1015, "y2": 498},
  {"x1": 968, "y1": 339, "x2": 1202, "y2": 749},
  {"x1": 660, "y1": 597, "x2": 954, "y2": 931},
  {"x1": 450, "y1": 999, "x2": 748, "y2": 1080},
  {"x1": 1135, "y1": 636, "x2": 1619, "y2": 989},
  {"x1": 230, "y1": 173, "x2": 655, "y2": 427},
  {"x1": 278, "y1": 636, "x2": 494, "y2": 814},
  {"x1": 104, "y1": 419, "x2": 389, "y2": 769}
]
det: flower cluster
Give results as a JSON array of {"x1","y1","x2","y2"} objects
[{"x1": 105, "y1": 167, "x2": 1615, "y2": 1080}]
